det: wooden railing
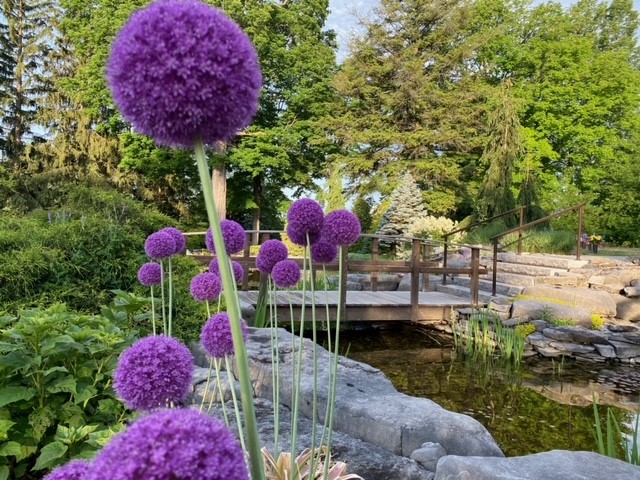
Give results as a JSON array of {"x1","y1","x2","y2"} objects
[
  {"x1": 185, "y1": 231, "x2": 488, "y2": 316},
  {"x1": 488, "y1": 203, "x2": 585, "y2": 296}
]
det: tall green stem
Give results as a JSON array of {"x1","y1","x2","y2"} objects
[
  {"x1": 168, "y1": 257, "x2": 174, "y2": 337},
  {"x1": 194, "y1": 138, "x2": 264, "y2": 480},
  {"x1": 160, "y1": 260, "x2": 167, "y2": 335},
  {"x1": 150, "y1": 286, "x2": 157, "y2": 336}
]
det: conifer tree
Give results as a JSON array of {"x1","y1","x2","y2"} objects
[{"x1": 377, "y1": 172, "x2": 427, "y2": 238}]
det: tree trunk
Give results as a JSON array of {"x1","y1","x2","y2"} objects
[
  {"x1": 252, "y1": 174, "x2": 262, "y2": 245},
  {"x1": 211, "y1": 142, "x2": 227, "y2": 220}
]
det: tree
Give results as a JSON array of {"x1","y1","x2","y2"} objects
[
  {"x1": 377, "y1": 172, "x2": 427, "y2": 238},
  {"x1": 316, "y1": 161, "x2": 346, "y2": 212}
]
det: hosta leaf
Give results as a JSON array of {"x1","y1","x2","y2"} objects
[
  {"x1": 0, "y1": 387, "x2": 36, "y2": 407},
  {"x1": 32, "y1": 441, "x2": 67, "y2": 470}
]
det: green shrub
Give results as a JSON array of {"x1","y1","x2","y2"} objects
[
  {"x1": 504, "y1": 230, "x2": 576, "y2": 255},
  {"x1": 549, "y1": 318, "x2": 576, "y2": 327},
  {"x1": 514, "y1": 323, "x2": 536, "y2": 338},
  {"x1": 0, "y1": 304, "x2": 137, "y2": 478},
  {"x1": 462, "y1": 220, "x2": 508, "y2": 245}
]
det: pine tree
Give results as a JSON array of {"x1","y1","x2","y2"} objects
[{"x1": 377, "y1": 172, "x2": 427, "y2": 238}]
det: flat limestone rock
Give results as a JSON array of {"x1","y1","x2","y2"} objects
[
  {"x1": 434, "y1": 450, "x2": 640, "y2": 480},
  {"x1": 542, "y1": 326, "x2": 609, "y2": 345},
  {"x1": 512, "y1": 299, "x2": 592, "y2": 327},
  {"x1": 520, "y1": 285, "x2": 616, "y2": 316}
]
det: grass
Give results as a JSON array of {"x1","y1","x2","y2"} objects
[
  {"x1": 588, "y1": 246, "x2": 640, "y2": 257},
  {"x1": 593, "y1": 394, "x2": 640, "y2": 465}
]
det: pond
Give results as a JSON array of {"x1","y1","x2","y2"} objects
[{"x1": 325, "y1": 324, "x2": 640, "y2": 458}]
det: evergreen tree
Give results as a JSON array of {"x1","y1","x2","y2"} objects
[
  {"x1": 352, "y1": 195, "x2": 373, "y2": 234},
  {"x1": 317, "y1": 161, "x2": 346, "y2": 212},
  {"x1": 377, "y1": 172, "x2": 427, "y2": 238}
]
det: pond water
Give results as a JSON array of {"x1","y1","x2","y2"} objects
[{"x1": 324, "y1": 324, "x2": 640, "y2": 457}]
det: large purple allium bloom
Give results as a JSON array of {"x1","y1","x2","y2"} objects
[
  {"x1": 137, "y1": 262, "x2": 163, "y2": 286},
  {"x1": 144, "y1": 231, "x2": 176, "y2": 259},
  {"x1": 190, "y1": 272, "x2": 222, "y2": 302},
  {"x1": 286, "y1": 221, "x2": 322, "y2": 246},
  {"x1": 114, "y1": 335, "x2": 194, "y2": 411},
  {"x1": 200, "y1": 312, "x2": 248, "y2": 359},
  {"x1": 286, "y1": 199, "x2": 324, "y2": 241},
  {"x1": 209, "y1": 259, "x2": 244, "y2": 283},
  {"x1": 45, "y1": 460, "x2": 91, "y2": 480},
  {"x1": 323, "y1": 210, "x2": 362, "y2": 246},
  {"x1": 271, "y1": 259, "x2": 301, "y2": 288},
  {"x1": 160, "y1": 227, "x2": 186, "y2": 254},
  {"x1": 256, "y1": 239, "x2": 289, "y2": 274},
  {"x1": 86, "y1": 409, "x2": 248, "y2": 480},
  {"x1": 107, "y1": 0, "x2": 261, "y2": 148},
  {"x1": 311, "y1": 240, "x2": 338, "y2": 264},
  {"x1": 205, "y1": 220, "x2": 247, "y2": 255}
]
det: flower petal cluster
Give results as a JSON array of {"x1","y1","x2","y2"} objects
[
  {"x1": 286, "y1": 199, "x2": 324, "y2": 246},
  {"x1": 323, "y1": 210, "x2": 361, "y2": 246},
  {"x1": 107, "y1": 0, "x2": 261, "y2": 148},
  {"x1": 114, "y1": 335, "x2": 194, "y2": 411},
  {"x1": 190, "y1": 272, "x2": 222, "y2": 302},
  {"x1": 45, "y1": 460, "x2": 91, "y2": 480},
  {"x1": 144, "y1": 231, "x2": 176, "y2": 259},
  {"x1": 205, "y1": 220, "x2": 247, "y2": 255},
  {"x1": 137, "y1": 262, "x2": 163, "y2": 287},
  {"x1": 200, "y1": 312, "x2": 247, "y2": 359},
  {"x1": 271, "y1": 259, "x2": 301, "y2": 288},
  {"x1": 311, "y1": 240, "x2": 338, "y2": 264},
  {"x1": 256, "y1": 239, "x2": 289, "y2": 274},
  {"x1": 161, "y1": 227, "x2": 186, "y2": 254},
  {"x1": 86, "y1": 408, "x2": 248, "y2": 480},
  {"x1": 209, "y1": 259, "x2": 244, "y2": 283}
]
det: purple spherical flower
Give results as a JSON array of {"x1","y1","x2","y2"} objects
[
  {"x1": 323, "y1": 210, "x2": 362, "y2": 246},
  {"x1": 255, "y1": 239, "x2": 289, "y2": 274},
  {"x1": 311, "y1": 240, "x2": 338, "y2": 264},
  {"x1": 107, "y1": 0, "x2": 261, "y2": 148},
  {"x1": 137, "y1": 262, "x2": 163, "y2": 287},
  {"x1": 271, "y1": 259, "x2": 301, "y2": 288},
  {"x1": 114, "y1": 335, "x2": 194, "y2": 411},
  {"x1": 144, "y1": 231, "x2": 176, "y2": 259},
  {"x1": 200, "y1": 312, "x2": 248, "y2": 359},
  {"x1": 160, "y1": 227, "x2": 186, "y2": 254},
  {"x1": 209, "y1": 259, "x2": 244, "y2": 283},
  {"x1": 286, "y1": 221, "x2": 322, "y2": 246},
  {"x1": 286, "y1": 199, "x2": 324, "y2": 237},
  {"x1": 86, "y1": 408, "x2": 248, "y2": 480},
  {"x1": 45, "y1": 460, "x2": 91, "y2": 480},
  {"x1": 190, "y1": 272, "x2": 222, "y2": 302},
  {"x1": 205, "y1": 220, "x2": 247, "y2": 255}
]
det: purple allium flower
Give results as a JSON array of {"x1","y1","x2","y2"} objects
[
  {"x1": 144, "y1": 231, "x2": 176, "y2": 259},
  {"x1": 256, "y1": 239, "x2": 289, "y2": 274},
  {"x1": 205, "y1": 220, "x2": 247, "y2": 255},
  {"x1": 271, "y1": 259, "x2": 301, "y2": 288},
  {"x1": 160, "y1": 227, "x2": 186, "y2": 254},
  {"x1": 200, "y1": 312, "x2": 248, "y2": 359},
  {"x1": 209, "y1": 259, "x2": 244, "y2": 283},
  {"x1": 86, "y1": 408, "x2": 248, "y2": 480},
  {"x1": 114, "y1": 335, "x2": 194, "y2": 411},
  {"x1": 286, "y1": 199, "x2": 324, "y2": 237},
  {"x1": 190, "y1": 272, "x2": 222, "y2": 302},
  {"x1": 323, "y1": 210, "x2": 362, "y2": 246},
  {"x1": 286, "y1": 221, "x2": 322, "y2": 246},
  {"x1": 107, "y1": 0, "x2": 261, "y2": 148},
  {"x1": 137, "y1": 262, "x2": 163, "y2": 287},
  {"x1": 44, "y1": 460, "x2": 91, "y2": 480},
  {"x1": 311, "y1": 240, "x2": 338, "y2": 264}
]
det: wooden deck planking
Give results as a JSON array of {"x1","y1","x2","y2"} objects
[{"x1": 238, "y1": 290, "x2": 472, "y2": 323}]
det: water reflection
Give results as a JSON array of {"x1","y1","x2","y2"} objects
[{"x1": 324, "y1": 324, "x2": 640, "y2": 457}]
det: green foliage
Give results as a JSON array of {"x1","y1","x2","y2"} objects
[
  {"x1": 0, "y1": 304, "x2": 136, "y2": 477},
  {"x1": 377, "y1": 172, "x2": 428, "y2": 238},
  {"x1": 591, "y1": 314, "x2": 604, "y2": 331},
  {"x1": 514, "y1": 323, "x2": 536, "y2": 338},
  {"x1": 503, "y1": 230, "x2": 577, "y2": 255},
  {"x1": 461, "y1": 220, "x2": 508, "y2": 245},
  {"x1": 549, "y1": 318, "x2": 576, "y2": 327},
  {"x1": 593, "y1": 394, "x2": 639, "y2": 465}
]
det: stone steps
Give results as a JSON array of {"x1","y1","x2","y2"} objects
[
  {"x1": 435, "y1": 283, "x2": 510, "y2": 304},
  {"x1": 451, "y1": 276, "x2": 525, "y2": 297},
  {"x1": 480, "y1": 259, "x2": 568, "y2": 277},
  {"x1": 480, "y1": 271, "x2": 579, "y2": 287},
  {"x1": 495, "y1": 252, "x2": 589, "y2": 269}
]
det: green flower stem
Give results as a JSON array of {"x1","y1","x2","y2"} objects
[
  {"x1": 269, "y1": 276, "x2": 281, "y2": 456},
  {"x1": 168, "y1": 257, "x2": 174, "y2": 337},
  {"x1": 150, "y1": 286, "x2": 157, "y2": 336},
  {"x1": 209, "y1": 358, "x2": 229, "y2": 427},
  {"x1": 206, "y1": 300, "x2": 211, "y2": 318},
  {"x1": 200, "y1": 358, "x2": 214, "y2": 413},
  {"x1": 307, "y1": 244, "x2": 319, "y2": 477},
  {"x1": 160, "y1": 259, "x2": 167, "y2": 335},
  {"x1": 225, "y1": 354, "x2": 247, "y2": 453},
  {"x1": 194, "y1": 138, "x2": 264, "y2": 480},
  {"x1": 317, "y1": 264, "x2": 332, "y2": 460}
]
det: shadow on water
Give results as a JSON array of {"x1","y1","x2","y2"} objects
[{"x1": 314, "y1": 323, "x2": 640, "y2": 457}]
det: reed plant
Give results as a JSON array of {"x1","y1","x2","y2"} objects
[{"x1": 592, "y1": 394, "x2": 639, "y2": 465}]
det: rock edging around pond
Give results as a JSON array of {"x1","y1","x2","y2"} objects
[{"x1": 190, "y1": 328, "x2": 640, "y2": 480}]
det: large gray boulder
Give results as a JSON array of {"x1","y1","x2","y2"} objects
[
  {"x1": 244, "y1": 328, "x2": 504, "y2": 459},
  {"x1": 511, "y1": 299, "x2": 592, "y2": 327},
  {"x1": 614, "y1": 295, "x2": 640, "y2": 322},
  {"x1": 520, "y1": 286, "x2": 617, "y2": 317},
  {"x1": 434, "y1": 450, "x2": 640, "y2": 480}
]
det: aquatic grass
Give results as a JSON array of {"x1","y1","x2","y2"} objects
[{"x1": 593, "y1": 394, "x2": 640, "y2": 465}]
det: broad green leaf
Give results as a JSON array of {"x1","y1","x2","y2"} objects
[
  {"x1": 0, "y1": 420, "x2": 15, "y2": 442},
  {"x1": 42, "y1": 367, "x2": 68, "y2": 377},
  {"x1": 0, "y1": 350, "x2": 31, "y2": 372},
  {"x1": 16, "y1": 444, "x2": 38, "y2": 462},
  {"x1": 0, "y1": 387, "x2": 36, "y2": 407},
  {"x1": 0, "y1": 442, "x2": 21, "y2": 457},
  {"x1": 29, "y1": 407, "x2": 55, "y2": 442},
  {"x1": 32, "y1": 441, "x2": 67, "y2": 470},
  {"x1": 46, "y1": 376, "x2": 77, "y2": 395},
  {"x1": 0, "y1": 465, "x2": 8, "y2": 480},
  {"x1": 74, "y1": 385, "x2": 97, "y2": 405}
]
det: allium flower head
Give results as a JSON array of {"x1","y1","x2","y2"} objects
[
  {"x1": 45, "y1": 460, "x2": 91, "y2": 480},
  {"x1": 311, "y1": 240, "x2": 338, "y2": 264},
  {"x1": 287, "y1": 198, "x2": 324, "y2": 236},
  {"x1": 205, "y1": 220, "x2": 247, "y2": 255},
  {"x1": 137, "y1": 262, "x2": 163, "y2": 286},
  {"x1": 323, "y1": 210, "x2": 361, "y2": 246},
  {"x1": 271, "y1": 259, "x2": 301, "y2": 288},
  {"x1": 144, "y1": 231, "x2": 176, "y2": 259},
  {"x1": 256, "y1": 239, "x2": 289, "y2": 274},
  {"x1": 107, "y1": 0, "x2": 262, "y2": 147},
  {"x1": 190, "y1": 272, "x2": 222, "y2": 302},
  {"x1": 160, "y1": 226, "x2": 186, "y2": 254},
  {"x1": 200, "y1": 312, "x2": 248, "y2": 359},
  {"x1": 86, "y1": 408, "x2": 248, "y2": 480},
  {"x1": 209, "y1": 259, "x2": 244, "y2": 283},
  {"x1": 114, "y1": 335, "x2": 194, "y2": 411},
  {"x1": 286, "y1": 221, "x2": 322, "y2": 246}
]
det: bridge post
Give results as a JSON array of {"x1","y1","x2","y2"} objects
[
  {"x1": 372, "y1": 237, "x2": 379, "y2": 292},
  {"x1": 442, "y1": 235, "x2": 449, "y2": 285},
  {"x1": 471, "y1": 247, "x2": 480, "y2": 307},
  {"x1": 411, "y1": 239, "x2": 421, "y2": 322}
]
